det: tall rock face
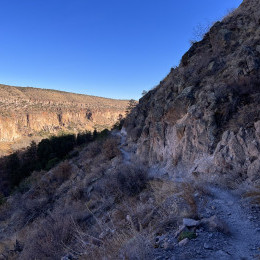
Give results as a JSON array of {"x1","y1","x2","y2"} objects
[
  {"x1": 124, "y1": 0, "x2": 260, "y2": 183},
  {"x1": 0, "y1": 85, "x2": 128, "y2": 154}
]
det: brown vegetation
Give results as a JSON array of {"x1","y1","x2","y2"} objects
[{"x1": 0, "y1": 131, "x2": 210, "y2": 259}]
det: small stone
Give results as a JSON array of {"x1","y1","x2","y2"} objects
[
  {"x1": 163, "y1": 241, "x2": 174, "y2": 250},
  {"x1": 183, "y1": 218, "x2": 200, "y2": 227},
  {"x1": 179, "y1": 238, "x2": 189, "y2": 246},
  {"x1": 196, "y1": 249, "x2": 201, "y2": 255},
  {"x1": 61, "y1": 254, "x2": 73, "y2": 260},
  {"x1": 215, "y1": 250, "x2": 230, "y2": 257},
  {"x1": 204, "y1": 242, "x2": 212, "y2": 250},
  {"x1": 227, "y1": 201, "x2": 234, "y2": 206}
]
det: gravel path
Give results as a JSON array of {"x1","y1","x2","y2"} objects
[
  {"x1": 158, "y1": 186, "x2": 260, "y2": 260},
  {"x1": 113, "y1": 130, "x2": 260, "y2": 259},
  {"x1": 206, "y1": 186, "x2": 260, "y2": 260},
  {"x1": 114, "y1": 130, "x2": 132, "y2": 163}
]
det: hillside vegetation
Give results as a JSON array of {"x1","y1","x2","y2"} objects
[{"x1": 1, "y1": 0, "x2": 260, "y2": 259}]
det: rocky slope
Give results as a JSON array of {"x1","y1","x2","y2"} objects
[
  {"x1": 124, "y1": 0, "x2": 260, "y2": 185},
  {"x1": 1, "y1": 1, "x2": 260, "y2": 259},
  {"x1": 0, "y1": 84, "x2": 128, "y2": 155}
]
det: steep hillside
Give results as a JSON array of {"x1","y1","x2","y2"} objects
[
  {"x1": 1, "y1": 1, "x2": 260, "y2": 259},
  {"x1": 125, "y1": 0, "x2": 260, "y2": 184},
  {"x1": 0, "y1": 84, "x2": 128, "y2": 155}
]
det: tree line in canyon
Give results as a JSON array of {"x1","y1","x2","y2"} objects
[{"x1": 0, "y1": 128, "x2": 112, "y2": 200}]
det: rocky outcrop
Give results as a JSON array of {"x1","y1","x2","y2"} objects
[{"x1": 124, "y1": 0, "x2": 260, "y2": 184}]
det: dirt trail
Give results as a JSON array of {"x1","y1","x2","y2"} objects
[
  {"x1": 113, "y1": 130, "x2": 131, "y2": 163},
  {"x1": 160, "y1": 185, "x2": 260, "y2": 260},
  {"x1": 114, "y1": 130, "x2": 260, "y2": 259},
  {"x1": 206, "y1": 186, "x2": 260, "y2": 260}
]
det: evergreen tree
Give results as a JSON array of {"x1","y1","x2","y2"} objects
[{"x1": 125, "y1": 99, "x2": 137, "y2": 115}]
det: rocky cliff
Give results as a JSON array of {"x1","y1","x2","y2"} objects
[
  {"x1": 0, "y1": 85, "x2": 128, "y2": 154},
  {"x1": 124, "y1": 0, "x2": 260, "y2": 184}
]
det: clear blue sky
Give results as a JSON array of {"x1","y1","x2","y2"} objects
[{"x1": 0, "y1": 0, "x2": 242, "y2": 100}]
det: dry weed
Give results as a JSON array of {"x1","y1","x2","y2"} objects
[
  {"x1": 102, "y1": 138, "x2": 120, "y2": 160},
  {"x1": 52, "y1": 160, "x2": 72, "y2": 183},
  {"x1": 20, "y1": 210, "x2": 76, "y2": 259},
  {"x1": 243, "y1": 186, "x2": 260, "y2": 205}
]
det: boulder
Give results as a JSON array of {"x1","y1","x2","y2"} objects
[
  {"x1": 183, "y1": 218, "x2": 200, "y2": 227},
  {"x1": 178, "y1": 238, "x2": 189, "y2": 246}
]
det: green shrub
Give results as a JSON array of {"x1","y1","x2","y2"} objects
[{"x1": 178, "y1": 230, "x2": 197, "y2": 241}]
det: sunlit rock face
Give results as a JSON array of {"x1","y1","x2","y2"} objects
[
  {"x1": 0, "y1": 85, "x2": 128, "y2": 154},
  {"x1": 124, "y1": 0, "x2": 260, "y2": 183}
]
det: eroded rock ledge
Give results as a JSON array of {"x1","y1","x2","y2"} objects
[{"x1": 124, "y1": 0, "x2": 260, "y2": 184}]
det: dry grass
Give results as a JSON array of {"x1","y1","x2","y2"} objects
[
  {"x1": 52, "y1": 160, "x2": 72, "y2": 184},
  {"x1": 73, "y1": 179, "x2": 207, "y2": 259},
  {"x1": 180, "y1": 183, "x2": 198, "y2": 218},
  {"x1": 0, "y1": 131, "x2": 212, "y2": 260},
  {"x1": 116, "y1": 164, "x2": 148, "y2": 197},
  {"x1": 85, "y1": 141, "x2": 102, "y2": 158},
  {"x1": 20, "y1": 211, "x2": 75, "y2": 259},
  {"x1": 72, "y1": 202, "x2": 155, "y2": 260},
  {"x1": 243, "y1": 186, "x2": 260, "y2": 205},
  {"x1": 102, "y1": 138, "x2": 120, "y2": 160},
  {"x1": 150, "y1": 179, "x2": 179, "y2": 205},
  {"x1": 0, "y1": 84, "x2": 129, "y2": 111}
]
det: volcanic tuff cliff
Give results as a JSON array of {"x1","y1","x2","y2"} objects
[
  {"x1": 0, "y1": 85, "x2": 128, "y2": 154},
  {"x1": 124, "y1": 0, "x2": 260, "y2": 184}
]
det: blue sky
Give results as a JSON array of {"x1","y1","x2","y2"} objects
[{"x1": 0, "y1": 0, "x2": 242, "y2": 100}]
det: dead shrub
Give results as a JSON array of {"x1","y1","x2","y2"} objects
[
  {"x1": 20, "y1": 211, "x2": 76, "y2": 260},
  {"x1": 179, "y1": 183, "x2": 198, "y2": 218},
  {"x1": 102, "y1": 138, "x2": 120, "y2": 160},
  {"x1": 119, "y1": 233, "x2": 154, "y2": 260},
  {"x1": 93, "y1": 172, "x2": 121, "y2": 200},
  {"x1": 210, "y1": 75, "x2": 260, "y2": 135},
  {"x1": 243, "y1": 186, "x2": 260, "y2": 205},
  {"x1": 86, "y1": 141, "x2": 102, "y2": 158},
  {"x1": 116, "y1": 164, "x2": 148, "y2": 197},
  {"x1": 68, "y1": 183, "x2": 85, "y2": 201},
  {"x1": 10, "y1": 195, "x2": 49, "y2": 228},
  {"x1": 150, "y1": 179, "x2": 178, "y2": 205},
  {"x1": 52, "y1": 160, "x2": 72, "y2": 184},
  {"x1": 74, "y1": 209, "x2": 154, "y2": 260}
]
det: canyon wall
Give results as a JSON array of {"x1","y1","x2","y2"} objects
[
  {"x1": 0, "y1": 85, "x2": 128, "y2": 154},
  {"x1": 124, "y1": 0, "x2": 260, "y2": 184}
]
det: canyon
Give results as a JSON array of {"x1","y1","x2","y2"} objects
[
  {"x1": 0, "y1": 84, "x2": 128, "y2": 155},
  {"x1": 1, "y1": 0, "x2": 260, "y2": 259}
]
